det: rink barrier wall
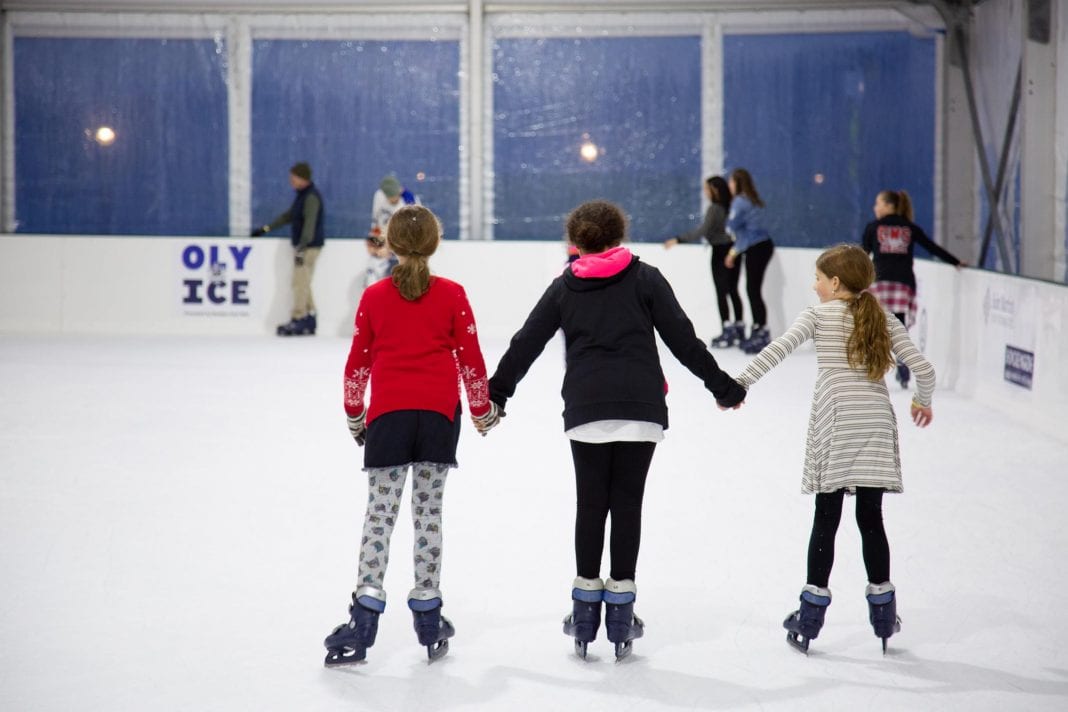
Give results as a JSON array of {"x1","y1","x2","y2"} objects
[{"x1": 1, "y1": 234, "x2": 1065, "y2": 442}]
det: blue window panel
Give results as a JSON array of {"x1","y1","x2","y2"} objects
[
  {"x1": 251, "y1": 40, "x2": 461, "y2": 240},
  {"x1": 14, "y1": 37, "x2": 229, "y2": 235},
  {"x1": 493, "y1": 36, "x2": 702, "y2": 241},
  {"x1": 724, "y1": 32, "x2": 936, "y2": 248}
]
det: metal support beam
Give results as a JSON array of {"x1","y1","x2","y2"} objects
[{"x1": 978, "y1": 61, "x2": 1022, "y2": 268}]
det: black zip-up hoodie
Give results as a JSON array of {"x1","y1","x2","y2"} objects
[{"x1": 488, "y1": 252, "x2": 745, "y2": 430}]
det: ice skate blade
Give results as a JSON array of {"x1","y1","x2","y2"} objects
[
  {"x1": 613, "y1": 641, "x2": 634, "y2": 661},
  {"x1": 324, "y1": 649, "x2": 368, "y2": 668},
  {"x1": 785, "y1": 631, "x2": 811, "y2": 655},
  {"x1": 574, "y1": 639, "x2": 590, "y2": 659},
  {"x1": 426, "y1": 639, "x2": 449, "y2": 662}
]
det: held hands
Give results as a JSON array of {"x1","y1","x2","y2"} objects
[
  {"x1": 910, "y1": 400, "x2": 933, "y2": 428},
  {"x1": 471, "y1": 402, "x2": 504, "y2": 436},
  {"x1": 724, "y1": 250, "x2": 738, "y2": 269},
  {"x1": 347, "y1": 412, "x2": 367, "y2": 446}
]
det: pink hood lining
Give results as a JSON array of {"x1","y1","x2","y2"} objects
[{"x1": 569, "y1": 246, "x2": 633, "y2": 278}]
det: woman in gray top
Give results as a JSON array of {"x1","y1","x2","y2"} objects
[{"x1": 664, "y1": 175, "x2": 743, "y2": 347}]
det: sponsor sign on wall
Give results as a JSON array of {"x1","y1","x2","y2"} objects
[
  {"x1": 1004, "y1": 345, "x2": 1035, "y2": 389},
  {"x1": 179, "y1": 242, "x2": 256, "y2": 317}
]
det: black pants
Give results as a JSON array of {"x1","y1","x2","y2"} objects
[
  {"x1": 742, "y1": 239, "x2": 775, "y2": 326},
  {"x1": 570, "y1": 440, "x2": 656, "y2": 582},
  {"x1": 711, "y1": 244, "x2": 743, "y2": 323},
  {"x1": 806, "y1": 487, "x2": 890, "y2": 588}
]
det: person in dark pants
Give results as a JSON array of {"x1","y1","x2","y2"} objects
[
  {"x1": 664, "y1": 175, "x2": 744, "y2": 347},
  {"x1": 724, "y1": 168, "x2": 775, "y2": 354},
  {"x1": 251, "y1": 162, "x2": 325, "y2": 336},
  {"x1": 861, "y1": 189, "x2": 966, "y2": 388},
  {"x1": 488, "y1": 200, "x2": 746, "y2": 660}
]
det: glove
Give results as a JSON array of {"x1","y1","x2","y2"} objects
[
  {"x1": 250, "y1": 225, "x2": 268, "y2": 237},
  {"x1": 471, "y1": 402, "x2": 504, "y2": 436},
  {"x1": 347, "y1": 412, "x2": 366, "y2": 446},
  {"x1": 294, "y1": 251, "x2": 305, "y2": 267}
]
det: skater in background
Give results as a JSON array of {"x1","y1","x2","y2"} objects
[
  {"x1": 324, "y1": 204, "x2": 502, "y2": 667},
  {"x1": 488, "y1": 200, "x2": 746, "y2": 660},
  {"x1": 724, "y1": 168, "x2": 775, "y2": 354},
  {"x1": 732, "y1": 243, "x2": 934, "y2": 654},
  {"x1": 664, "y1": 175, "x2": 744, "y2": 348},
  {"x1": 364, "y1": 175, "x2": 417, "y2": 288},
  {"x1": 250, "y1": 162, "x2": 325, "y2": 336},
  {"x1": 861, "y1": 189, "x2": 966, "y2": 389}
]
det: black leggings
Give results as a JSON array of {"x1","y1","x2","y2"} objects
[
  {"x1": 807, "y1": 487, "x2": 890, "y2": 588},
  {"x1": 570, "y1": 440, "x2": 656, "y2": 582},
  {"x1": 711, "y1": 244, "x2": 743, "y2": 323},
  {"x1": 742, "y1": 239, "x2": 774, "y2": 326}
]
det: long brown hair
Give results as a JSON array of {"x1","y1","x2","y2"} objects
[
  {"x1": 878, "y1": 189, "x2": 914, "y2": 222},
  {"x1": 729, "y1": 168, "x2": 765, "y2": 207},
  {"x1": 816, "y1": 244, "x2": 893, "y2": 381},
  {"x1": 387, "y1": 205, "x2": 441, "y2": 301}
]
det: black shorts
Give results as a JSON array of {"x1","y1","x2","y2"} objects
[{"x1": 363, "y1": 404, "x2": 462, "y2": 469}]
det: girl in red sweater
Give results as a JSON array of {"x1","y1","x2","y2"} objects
[{"x1": 324, "y1": 205, "x2": 501, "y2": 666}]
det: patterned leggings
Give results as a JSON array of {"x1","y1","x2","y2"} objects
[{"x1": 357, "y1": 462, "x2": 450, "y2": 591}]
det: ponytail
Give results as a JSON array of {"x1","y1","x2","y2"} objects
[
  {"x1": 896, "y1": 190, "x2": 914, "y2": 222},
  {"x1": 392, "y1": 257, "x2": 431, "y2": 301},
  {"x1": 847, "y1": 291, "x2": 894, "y2": 381},
  {"x1": 385, "y1": 204, "x2": 441, "y2": 301}
]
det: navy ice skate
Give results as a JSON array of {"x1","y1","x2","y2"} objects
[
  {"x1": 323, "y1": 586, "x2": 386, "y2": 667},
  {"x1": 741, "y1": 326, "x2": 770, "y2": 354},
  {"x1": 710, "y1": 322, "x2": 744, "y2": 349},
  {"x1": 604, "y1": 578, "x2": 644, "y2": 660},
  {"x1": 277, "y1": 313, "x2": 316, "y2": 336},
  {"x1": 895, "y1": 362, "x2": 910, "y2": 389},
  {"x1": 408, "y1": 588, "x2": 455, "y2": 662},
  {"x1": 783, "y1": 585, "x2": 831, "y2": 654},
  {"x1": 562, "y1": 577, "x2": 604, "y2": 659},
  {"x1": 866, "y1": 582, "x2": 902, "y2": 654}
]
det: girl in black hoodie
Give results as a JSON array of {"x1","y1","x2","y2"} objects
[{"x1": 487, "y1": 200, "x2": 745, "y2": 660}]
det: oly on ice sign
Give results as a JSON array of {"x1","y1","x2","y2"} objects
[{"x1": 180, "y1": 243, "x2": 254, "y2": 317}]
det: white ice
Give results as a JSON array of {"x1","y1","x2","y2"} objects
[{"x1": 2, "y1": 334, "x2": 1066, "y2": 711}]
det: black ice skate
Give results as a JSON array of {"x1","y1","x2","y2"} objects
[
  {"x1": 408, "y1": 588, "x2": 454, "y2": 662},
  {"x1": 562, "y1": 576, "x2": 604, "y2": 659},
  {"x1": 276, "y1": 313, "x2": 316, "y2": 336},
  {"x1": 710, "y1": 322, "x2": 744, "y2": 349},
  {"x1": 323, "y1": 586, "x2": 386, "y2": 667},
  {"x1": 741, "y1": 326, "x2": 770, "y2": 354},
  {"x1": 604, "y1": 578, "x2": 644, "y2": 660},
  {"x1": 866, "y1": 582, "x2": 902, "y2": 654},
  {"x1": 783, "y1": 585, "x2": 831, "y2": 654}
]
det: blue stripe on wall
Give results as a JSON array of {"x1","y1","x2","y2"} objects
[
  {"x1": 250, "y1": 39, "x2": 461, "y2": 240},
  {"x1": 14, "y1": 37, "x2": 229, "y2": 235},
  {"x1": 723, "y1": 31, "x2": 936, "y2": 249}
]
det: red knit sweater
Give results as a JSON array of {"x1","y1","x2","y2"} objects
[{"x1": 343, "y1": 276, "x2": 490, "y2": 425}]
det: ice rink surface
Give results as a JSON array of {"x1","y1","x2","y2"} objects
[{"x1": 2, "y1": 334, "x2": 1066, "y2": 711}]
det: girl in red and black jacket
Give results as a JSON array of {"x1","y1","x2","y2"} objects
[
  {"x1": 488, "y1": 200, "x2": 746, "y2": 660},
  {"x1": 324, "y1": 205, "x2": 501, "y2": 667},
  {"x1": 861, "y1": 189, "x2": 965, "y2": 388}
]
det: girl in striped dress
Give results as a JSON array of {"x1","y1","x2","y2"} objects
[{"x1": 733, "y1": 244, "x2": 934, "y2": 654}]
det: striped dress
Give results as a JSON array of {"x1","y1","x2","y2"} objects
[{"x1": 735, "y1": 300, "x2": 935, "y2": 494}]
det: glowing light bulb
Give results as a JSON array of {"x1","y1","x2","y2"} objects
[
  {"x1": 580, "y1": 141, "x2": 599, "y2": 163},
  {"x1": 415, "y1": 171, "x2": 426, "y2": 181},
  {"x1": 813, "y1": 173, "x2": 825, "y2": 185},
  {"x1": 94, "y1": 126, "x2": 116, "y2": 146}
]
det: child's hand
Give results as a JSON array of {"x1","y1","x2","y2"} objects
[
  {"x1": 347, "y1": 412, "x2": 367, "y2": 445},
  {"x1": 472, "y1": 402, "x2": 504, "y2": 436},
  {"x1": 910, "y1": 401, "x2": 932, "y2": 427}
]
